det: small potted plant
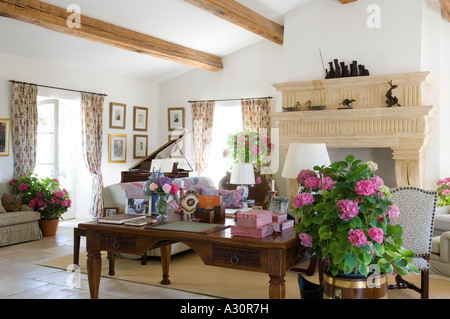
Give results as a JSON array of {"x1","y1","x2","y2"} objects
[
  {"x1": 436, "y1": 177, "x2": 450, "y2": 211},
  {"x1": 10, "y1": 174, "x2": 71, "y2": 236},
  {"x1": 293, "y1": 155, "x2": 419, "y2": 299}
]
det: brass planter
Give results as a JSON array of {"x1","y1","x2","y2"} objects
[{"x1": 323, "y1": 272, "x2": 388, "y2": 299}]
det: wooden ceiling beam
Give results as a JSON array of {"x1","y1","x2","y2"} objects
[
  {"x1": 440, "y1": 0, "x2": 450, "y2": 22},
  {"x1": 183, "y1": 0, "x2": 284, "y2": 45},
  {"x1": 339, "y1": 0, "x2": 358, "y2": 4},
  {"x1": 0, "y1": 0, "x2": 223, "y2": 71}
]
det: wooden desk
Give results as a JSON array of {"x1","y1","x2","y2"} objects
[{"x1": 79, "y1": 215, "x2": 307, "y2": 299}]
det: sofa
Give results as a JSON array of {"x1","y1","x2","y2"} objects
[
  {"x1": 0, "y1": 183, "x2": 41, "y2": 247},
  {"x1": 433, "y1": 207, "x2": 450, "y2": 236},
  {"x1": 102, "y1": 176, "x2": 216, "y2": 257}
]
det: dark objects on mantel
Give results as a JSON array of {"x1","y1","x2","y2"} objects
[{"x1": 325, "y1": 59, "x2": 369, "y2": 79}]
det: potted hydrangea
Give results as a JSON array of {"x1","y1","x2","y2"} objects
[
  {"x1": 436, "y1": 178, "x2": 450, "y2": 208},
  {"x1": 293, "y1": 155, "x2": 419, "y2": 299},
  {"x1": 10, "y1": 174, "x2": 71, "y2": 236}
]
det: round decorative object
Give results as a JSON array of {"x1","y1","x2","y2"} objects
[
  {"x1": 39, "y1": 219, "x2": 59, "y2": 237},
  {"x1": 323, "y1": 272, "x2": 387, "y2": 299},
  {"x1": 179, "y1": 191, "x2": 199, "y2": 220}
]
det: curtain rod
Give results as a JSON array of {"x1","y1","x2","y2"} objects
[
  {"x1": 9, "y1": 80, "x2": 108, "y2": 97},
  {"x1": 187, "y1": 96, "x2": 272, "y2": 103}
]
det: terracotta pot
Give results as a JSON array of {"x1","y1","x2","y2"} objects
[
  {"x1": 39, "y1": 219, "x2": 59, "y2": 237},
  {"x1": 323, "y1": 272, "x2": 388, "y2": 299}
]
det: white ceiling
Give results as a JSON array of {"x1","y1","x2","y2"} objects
[{"x1": 0, "y1": 0, "x2": 307, "y2": 82}]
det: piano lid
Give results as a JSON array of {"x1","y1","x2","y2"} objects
[{"x1": 128, "y1": 133, "x2": 193, "y2": 172}]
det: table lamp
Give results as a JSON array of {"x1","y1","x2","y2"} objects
[
  {"x1": 281, "y1": 143, "x2": 331, "y2": 196},
  {"x1": 230, "y1": 163, "x2": 255, "y2": 201}
]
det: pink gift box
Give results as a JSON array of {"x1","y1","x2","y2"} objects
[
  {"x1": 271, "y1": 220, "x2": 294, "y2": 232},
  {"x1": 231, "y1": 225, "x2": 274, "y2": 238},
  {"x1": 272, "y1": 212, "x2": 288, "y2": 222},
  {"x1": 235, "y1": 210, "x2": 272, "y2": 228}
]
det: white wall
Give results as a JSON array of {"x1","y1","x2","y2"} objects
[{"x1": 0, "y1": 52, "x2": 158, "y2": 218}]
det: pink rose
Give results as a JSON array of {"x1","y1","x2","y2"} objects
[
  {"x1": 256, "y1": 176, "x2": 261, "y2": 184},
  {"x1": 149, "y1": 183, "x2": 158, "y2": 191},
  {"x1": 293, "y1": 193, "x2": 314, "y2": 208},
  {"x1": 337, "y1": 199, "x2": 359, "y2": 221},
  {"x1": 268, "y1": 143, "x2": 275, "y2": 150},
  {"x1": 368, "y1": 227, "x2": 384, "y2": 244},
  {"x1": 18, "y1": 183, "x2": 29, "y2": 192},
  {"x1": 299, "y1": 233, "x2": 313, "y2": 247},
  {"x1": 355, "y1": 180, "x2": 375, "y2": 196},
  {"x1": 9, "y1": 179, "x2": 17, "y2": 186},
  {"x1": 251, "y1": 144, "x2": 259, "y2": 155},
  {"x1": 348, "y1": 229, "x2": 367, "y2": 247},
  {"x1": 55, "y1": 190, "x2": 65, "y2": 198},
  {"x1": 162, "y1": 184, "x2": 172, "y2": 194},
  {"x1": 170, "y1": 184, "x2": 178, "y2": 195},
  {"x1": 261, "y1": 136, "x2": 269, "y2": 144}
]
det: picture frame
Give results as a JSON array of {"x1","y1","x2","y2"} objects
[
  {"x1": 133, "y1": 134, "x2": 148, "y2": 159},
  {"x1": 110, "y1": 102, "x2": 126, "y2": 129},
  {"x1": 0, "y1": 118, "x2": 10, "y2": 157},
  {"x1": 168, "y1": 108, "x2": 185, "y2": 131},
  {"x1": 268, "y1": 196, "x2": 290, "y2": 214},
  {"x1": 133, "y1": 106, "x2": 148, "y2": 131},
  {"x1": 125, "y1": 197, "x2": 150, "y2": 215},
  {"x1": 108, "y1": 134, "x2": 127, "y2": 163},
  {"x1": 102, "y1": 207, "x2": 119, "y2": 217}
]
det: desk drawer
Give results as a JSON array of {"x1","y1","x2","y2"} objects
[
  {"x1": 99, "y1": 233, "x2": 136, "y2": 250},
  {"x1": 212, "y1": 245, "x2": 261, "y2": 267}
]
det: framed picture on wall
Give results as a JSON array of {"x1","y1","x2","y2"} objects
[
  {"x1": 0, "y1": 118, "x2": 10, "y2": 156},
  {"x1": 133, "y1": 106, "x2": 148, "y2": 131},
  {"x1": 110, "y1": 102, "x2": 126, "y2": 129},
  {"x1": 168, "y1": 108, "x2": 185, "y2": 131},
  {"x1": 108, "y1": 134, "x2": 127, "y2": 163},
  {"x1": 133, "y1": 135, "x2": 148, "y2": 159}
]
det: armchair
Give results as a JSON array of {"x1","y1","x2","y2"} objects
[{"x1": 430, "y1": 231, "x2": 450, "y2": 277}]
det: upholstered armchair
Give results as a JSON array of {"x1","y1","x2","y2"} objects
[
  {"x1": 430, "y1": 231, "x2": 450, "y2": 277},
  {"x1": 388, "y1": 186, "x2": 437, "y2": 299}
]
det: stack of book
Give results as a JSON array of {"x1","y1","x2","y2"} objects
[{"x1": 231, "y1": 209, "x2": 294, "y2": 238}]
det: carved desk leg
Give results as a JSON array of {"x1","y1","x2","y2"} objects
[
  {"x1": 160, "y1": 244, "x2": 172, "y2": 285},
  {"x1": 268, "y1": 248, "x2": 286, "y2": 299},
  {"x1": 87, "y1": 249, "x2": 102, "y2": 299}
]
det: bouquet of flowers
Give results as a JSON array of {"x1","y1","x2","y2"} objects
[
  {"x1": 223, "y1": 130, "x2": 275, "y2": 170},
  {"x1": 436, "y1": 177, "x2": 450, "y2": 207},
  {"x1": 293, "y1": 155, "x2": 419, "y2": 277},
  {"x1": 9, "y1": 174, "x2": 71, "y2": 220},
  {"x1": 147, "y1": 175, "x2": 179, "y2": 215}
]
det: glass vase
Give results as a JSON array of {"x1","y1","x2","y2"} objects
[{"x1": 156, "y1": 194, "x2": 169, "y2": 222}]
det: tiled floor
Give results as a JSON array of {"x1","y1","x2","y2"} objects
[{"x1": 0, "y1": 219, "x2": 213, "y2": 299}]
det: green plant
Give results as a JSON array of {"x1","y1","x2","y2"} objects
[
  {"x1": 293, "y1": 155, "x2": 419, "y2": 277},
  {"x1": 9, "y1": 174, "x2": 71, "y2": 220},
  {"x1": 436, "y1": 177, "x2": 450, "y2": 207},
  {"x1": 223, "y1": 130, "x2": 274, "y2": 170}
]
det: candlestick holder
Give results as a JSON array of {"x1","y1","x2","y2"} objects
[{"x1": 269, "y1": 191, "x2": 277, "y2": 199}]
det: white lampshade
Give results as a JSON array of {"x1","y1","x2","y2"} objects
[
  {"x1": 230, "y1": 163, "x2": 255, "y2": 185},
  {"x1": 281, "y1": 143, "x2": 331, "y2": 178}
]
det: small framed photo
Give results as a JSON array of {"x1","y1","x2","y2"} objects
[
  {"x1": 168, "y1": 108, "x2": 185, "y2": 131},
  {"x1": 110, "y1": 102, "x2": 126, "y2": 129},
  {"x1": 125, "y1": 197, "x2": 150, "y2": 214},
  {"x1": 102, "y1": 207, "x2": 119, "y2": 217},
  {"x1": 133, "y1": 106, "x2": 148, "y2": 131},
  {"x1": 108, "y1": 134, "x2": 127, "y2": 163},
  {"x1": 133, "y1": 135, "x2": 148, "y2": 159},
  {"x1": 0, "y1": 118, "x2": 10, "y2": 157}
]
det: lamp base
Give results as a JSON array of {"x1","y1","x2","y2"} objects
[{"x1": 237, "y1": 185, "x2": 249, "y2": 201}]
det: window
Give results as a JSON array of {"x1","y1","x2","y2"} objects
[
  {"x1": 202, "y1": 104, "x2": 243, "y2": 187},
  {"x1": 35, "y1": 97, "x2": 82, "y2": 219}
]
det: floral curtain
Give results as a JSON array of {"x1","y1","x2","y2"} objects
[
  {"x1": 241, "y1": 98, "x2": 271, "y2": 139},
  {"x1": 191, "y1": 101, "x2": 215, "y2": 174},
  {"x1": 11, "y1": 83, "x2": 38, "y2": 179},
  {"x1": 80, "y1": 93, "x2": 105, "y2": 218}
]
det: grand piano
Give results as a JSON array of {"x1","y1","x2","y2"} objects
[{"x1": 121, "y1": 133, "x2": 194, "y2": 183}]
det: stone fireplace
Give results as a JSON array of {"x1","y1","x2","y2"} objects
[{"x1": 271, "y1": 72, "x2": 437, "y2": 201}]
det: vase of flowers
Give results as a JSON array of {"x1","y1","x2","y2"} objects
[
  {"x1": 436, "y1": 177, "x2": 450, "y2": 214},
  {"x1": 293, "y1": 155, "x2": 419, "y2": 299},
  {"x1": 9, "y1": 174, "x2": 71, "y2": 236},
  {"x1": 145, "y1": 174, "x2": 178, "y2": 221}
]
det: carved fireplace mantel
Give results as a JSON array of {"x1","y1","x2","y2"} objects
[{"x1": 272, "y1": 72, "x2": 437, "y2": 197}]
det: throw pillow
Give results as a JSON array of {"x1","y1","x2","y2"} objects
[
  {"x1": 201, "y1": 187, "x2": 218, "y2": 196},
  {"x1": 218, "y1": 188, "x2": 245, "y2": 208},
  {"x1": 1, "y1": 193, "x2": 23, "y2": 212}
]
